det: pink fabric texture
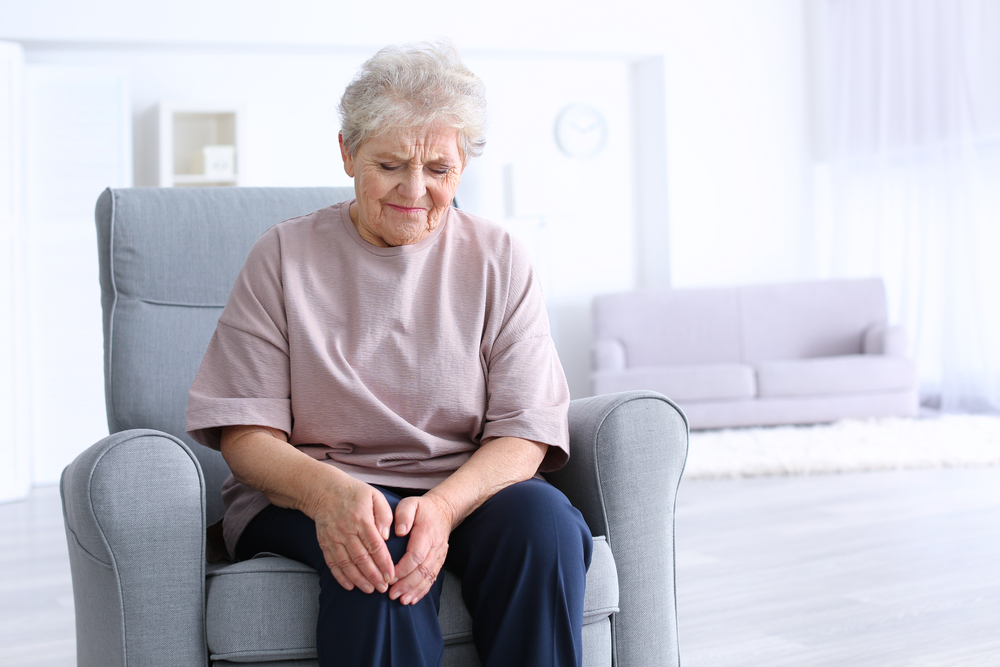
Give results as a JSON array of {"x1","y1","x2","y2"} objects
[{"x1": 186, "y1": 201, "x2": 570, "y2": 557}]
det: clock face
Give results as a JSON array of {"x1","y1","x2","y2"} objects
[{"x1": 554, "y1": 104, "x2": 608, "y2": 159}]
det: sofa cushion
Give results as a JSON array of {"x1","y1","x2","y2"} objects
[
  {"x1": 755, "y1": 355, "x2": 918, "y2": 398},
  {"x1": 592, "y1": 364, "x2": 756, "y2": 402},
  {"x1": 740, "y1": 278, "x2": 888, "y2": 361},
  {"x1": 680, "y1": 390, "x2": 919, "y2": 429},
  {"x1": 592, "y1": 288, "x2": 743, "y2": 366},
  {"x1": 206, "y1": 536, "x2": 618, "y2": 663}
]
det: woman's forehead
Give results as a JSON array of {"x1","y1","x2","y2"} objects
[{"x1": 363, "y1": 127, "x2": 461, "y2": 160}]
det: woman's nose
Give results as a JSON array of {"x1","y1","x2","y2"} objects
[{"x1": 397, "y1": 169, "x2": 426, "y2": 200}]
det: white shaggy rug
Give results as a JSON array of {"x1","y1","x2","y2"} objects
[{"x1": 684, "y1": 414, "x2": 1000, "y2": 479}]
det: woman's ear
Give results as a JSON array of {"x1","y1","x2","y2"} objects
[{"x1": 339, "y1": 132, "x2": 355, "y2": 178}]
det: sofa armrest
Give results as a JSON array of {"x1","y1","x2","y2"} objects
[
  {"x1": 863, "y1": 323, "x2": 909, "y2": 357},
  {"x1": 592, "y1": 338, "x2": 627, "y2": 372},
  {"x1": 547, "y1": 391, "x2": 688, "y2": 667},
  {"x1": 60, "y1": 429, "x2": 208, "y2": 667}
]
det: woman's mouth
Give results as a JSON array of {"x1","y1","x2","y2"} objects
[{"x1": 385, "y1": 203, "x2": 425, "y2": 214}]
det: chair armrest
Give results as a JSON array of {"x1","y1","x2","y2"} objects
[
  {"x1": 863, "y1": 323, "x2": 909, "y2": 357},
  {"x1": 547, "y1": 391, "x2": 688, "y2": 667},
  {"x1": 60, "y1": 429, "x2": 208, "y2": 667}
]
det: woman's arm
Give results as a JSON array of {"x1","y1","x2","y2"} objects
[
  {"x1": 220, "y1": 425, "x2": 396, "y2": 594},
  {"x1": 220, "y1": 426, "x2": 545, "y2": 605},
  {"x1": 424, "y1": 435, "x2": 546, "y2": 527},
  {"x1": 388, "y1": 436, "x2": 546, "y2": 605}
]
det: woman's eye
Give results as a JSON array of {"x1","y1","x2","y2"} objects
[
  {"x1": 379, "y1": 163, "x2": 400, "y2": 171},
  {"x1": 430, "y1": 167, "x2": 451, "y2": 176}
]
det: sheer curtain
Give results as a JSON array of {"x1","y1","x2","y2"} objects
[{"x1": 815, "y1": 0, "x2": 1000, "y2": 412}]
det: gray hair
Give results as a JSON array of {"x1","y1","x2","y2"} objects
[{"x1": 338, "y1": 41, "x2": 487, "y2": 162}]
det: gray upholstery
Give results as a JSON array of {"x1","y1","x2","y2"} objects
[
  {"x1": 61, "y1": 429, "x2": 207, "y2": 667},
  {"x1": 61, "y1": 187, "x2": 688, "y2": 667},
  {"x1": 592, "y1": 279, "x2": 919, "y2": 429},
  {"x1": 94, "y1": 186, "x2": 354, "y2": 524},
  {"x1": 204, "y1": 537, "x2": 619, "y2": 664},
  {"x1": 549, "y1": 392, "x2": 688, "y2": 667}
]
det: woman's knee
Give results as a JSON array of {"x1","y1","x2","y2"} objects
[
  {"x1": 508, "y1": 479, "x2": 589, "y2": 530},
  {"x1": 465, "y1": 479, "x2": 593, "y2": 566}
]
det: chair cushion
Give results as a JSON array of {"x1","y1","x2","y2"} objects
[
  {"x1": 206, "y1": 536, "x2": 618, "y2": 663},
  {"x1": 592, "y1": 364, "x2": 756, "y2": 402},
  {"x1": 755, "y1": 355, "x2": 918, "y2": 398}
]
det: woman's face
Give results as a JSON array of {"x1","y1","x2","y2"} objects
[{"x1": 340, "y1": 126, "x2": 465, "y2": 247}]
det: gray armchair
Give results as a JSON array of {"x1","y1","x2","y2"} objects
[{"x1": 60, "y1": 187, "x2": 688, "y2": 667}]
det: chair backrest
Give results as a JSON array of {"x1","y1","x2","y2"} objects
[{"x1": 95, "y1": 186, "x2": 355, "y2": 523}]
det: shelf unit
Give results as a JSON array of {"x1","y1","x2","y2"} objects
[{"x1": 155, "y1": 103, "x2": 241, "y2": 187}]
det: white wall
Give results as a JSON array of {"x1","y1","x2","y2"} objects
[
  {"x1": 0, "y1": 0, "x2": 671, "y2": 55},
  {"x1": 460, "y1": 56, "x2": 635, "y2": 397},
  {"x1": 20, "y1": 44, "x2": 635, "y2": 402},
  {"x1": 23, "y1": 65, "x2": 131, "y2": 485},
  {"x1": 2, "y1": 0, "x2": 813, "y2": 487},
  {"x1": 661, "y1": 1, "x2": 811, "y2": 288},
  {"x1": 0, "y1": 43, "x2": 31, "y2": 502}
]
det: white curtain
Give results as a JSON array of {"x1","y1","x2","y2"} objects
[{"x1": 815, "y1": 0, "x2": 1000, "y2": 413}]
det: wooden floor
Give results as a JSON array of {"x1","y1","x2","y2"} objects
[
  {"x1": 2, "y1": 468, "x2": 999, "y2": 666},
  {"x1": 0, "y1": 485, "x2": 75, "y2": 667},
  {"x1": 676, "y1": 467, "x2": 1000, "y2": 666}
]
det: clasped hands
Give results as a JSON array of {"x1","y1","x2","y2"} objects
[{"x1": 311, "y1": 478, "x2": 453, "y2": 606}]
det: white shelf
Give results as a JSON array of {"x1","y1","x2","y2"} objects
[{"x1": 155, "y1": 103, "x2": 241, "y2": 187}]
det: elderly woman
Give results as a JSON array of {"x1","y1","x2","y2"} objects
[{"x1": 186, "y1": 42, "x2": 592, "y2": 667}]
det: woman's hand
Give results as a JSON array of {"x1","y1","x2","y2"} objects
[
  {"x1": 387, "y1": 436, "x2": 546, "y2": 605},
  {"x1": 219, "y1": 425, "x2": 398, "y2": 595},
  {"x1": 388, "y1": 493, "x2": 455, "y2": 605},
  {"x1": 310, "y1": 478, "x2": 396, "y2": 595},
  {"x1": 220, "y1": 425, "x2": 545, "y2": 603}
]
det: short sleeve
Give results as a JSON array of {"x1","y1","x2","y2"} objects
[
  {"x1": 186, "y1": 228, "x2": 292, "y2": 450},
  {"x1": 481, "y1": 239, "x2": 571, "y2": 472}
]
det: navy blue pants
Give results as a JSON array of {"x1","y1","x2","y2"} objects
[{"x1": 237, "y1": 478, "x2": 593, "y2": 667}]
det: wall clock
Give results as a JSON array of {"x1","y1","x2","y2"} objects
[{"x1": 554, "y1": 103, "x2": 608, "y2": 159}]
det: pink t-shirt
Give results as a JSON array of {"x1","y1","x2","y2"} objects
[{"x1": 186, "y1": 200, "x2": 570, "y2": 557}]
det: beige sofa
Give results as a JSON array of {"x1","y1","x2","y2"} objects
[{"x1": 591, "y1": 278, "x2": 919, "y2": 430}]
